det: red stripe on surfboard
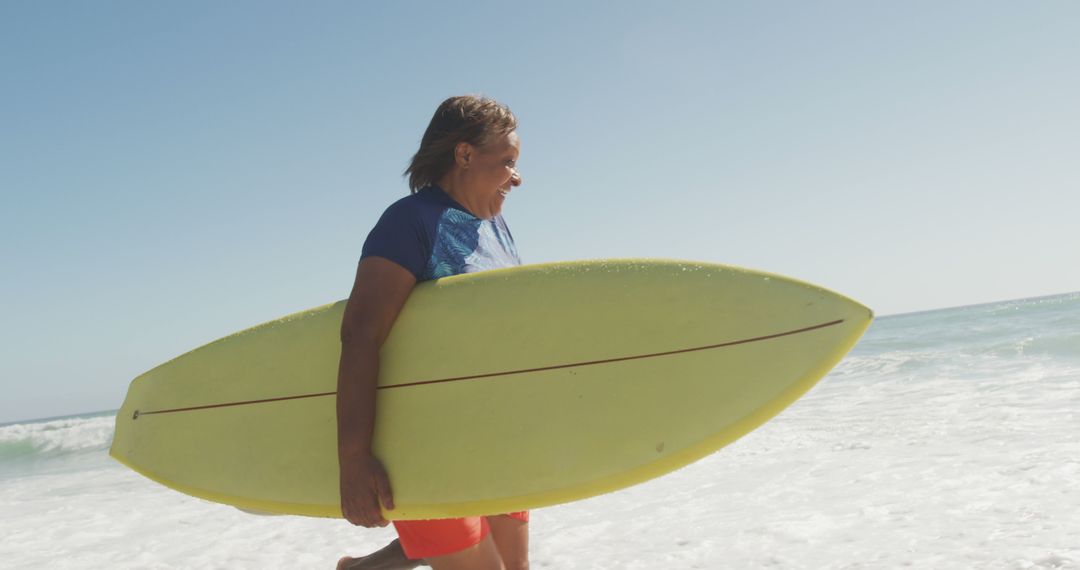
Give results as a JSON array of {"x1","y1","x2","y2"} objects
[
  {"x1": 134, "y1": 319, "x2": 844, "y2": 417},
  {"x1": 378, "y1": 319, "x2": 845, "y2": 390},
  {"x1": 136, "y1": 391, "x2": 336, "y2": 417}
]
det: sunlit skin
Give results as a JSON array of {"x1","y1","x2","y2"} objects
[{"x1": 438, "y1": 132, "x2": 522, "y2": 220}]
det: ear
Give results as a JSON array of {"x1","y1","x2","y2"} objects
[{"x1": 455, "y1": 142, "x2": 473, "y2": 168}]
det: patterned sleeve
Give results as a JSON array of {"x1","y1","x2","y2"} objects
[{"x1": 360, "y1": 197, "x2": 431, "y2": 280}]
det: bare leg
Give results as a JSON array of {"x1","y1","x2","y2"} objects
[
  {"x1": 337, "y1": 539, "x2": 427, "y2": 570},
  {"x1": 487, "y1": 515, "x2": 529, "y2": 570},
  {"x1": 424, "y1": 534, "x2": 504, "y2": 570}
]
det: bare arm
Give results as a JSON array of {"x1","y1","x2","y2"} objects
[{"x1": 337, "y1": 256, "x2": 416, "y2": 527}]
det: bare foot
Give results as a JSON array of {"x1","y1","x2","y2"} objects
[{"x1": 337, "y1": 539, "x2": 427, "y2": 569}]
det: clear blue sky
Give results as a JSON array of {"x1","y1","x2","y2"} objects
[{"x1": 2, "y1": 1, "x2": 1077, "y2": 422}]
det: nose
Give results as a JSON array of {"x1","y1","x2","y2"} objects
[{"x1": 510, "y1": 170, "x2": 522, "y2": 187}]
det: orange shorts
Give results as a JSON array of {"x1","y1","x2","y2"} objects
[{"x1": 393, "y1": 511, "x2": 529, "y2": 560}]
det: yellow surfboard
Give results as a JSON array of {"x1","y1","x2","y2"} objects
[{"x1": 110, "y1": 259, "x2": 872, "y2": 519}]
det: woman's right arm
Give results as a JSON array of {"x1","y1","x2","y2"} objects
[{"x1": 337, "y1": 256, "x2": 417, "y2": 527}]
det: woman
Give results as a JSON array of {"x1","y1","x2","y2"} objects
[{"x1": 337, "y1": 96, "x2": 529, "y2": 570}]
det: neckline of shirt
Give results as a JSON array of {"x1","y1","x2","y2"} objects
[{"x1": 423, "y1": 184, "x2": 496, "y2": 222}]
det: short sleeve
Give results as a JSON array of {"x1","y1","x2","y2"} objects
[{"x1": 360, "y1": 198, "x2": 431, "y2": 280}]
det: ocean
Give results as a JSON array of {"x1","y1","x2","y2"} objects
[{"x1": 2, "y1": 292, "x2": 1077, "y2": 569}]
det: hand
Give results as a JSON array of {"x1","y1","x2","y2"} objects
[{"x1": 340, "y1": 453, "x2": 395, "y2": 527}]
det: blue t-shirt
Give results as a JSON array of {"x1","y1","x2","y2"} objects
[{"x1": 361, "y1": 185, "x2": 521, "y2": 281}]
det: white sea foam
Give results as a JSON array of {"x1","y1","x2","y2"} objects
[
  {"x1": 2, "y1": 293, "x2": 1078, "y2": 569},
  {"x1": 0, "y1": 414, "x2": 115, "y2": 457}
]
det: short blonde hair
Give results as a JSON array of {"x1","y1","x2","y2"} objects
[{"x1": 405, "y1": 95, "x2": 517, "y2": 193}]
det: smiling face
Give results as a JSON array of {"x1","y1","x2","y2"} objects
[{"x1": 444, "y1": 131, "x2": 521, "y2": 219}]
